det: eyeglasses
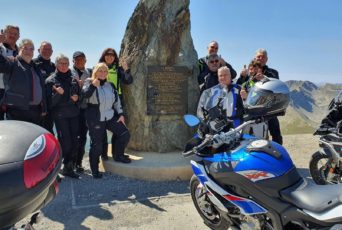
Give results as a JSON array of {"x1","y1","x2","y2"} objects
[
  {"x1": 210, "y1": 46, "x2": 218, "y2": 50},
  {"x1": 23, "y1": 47, "x2": 34, "y2": 52},
  {"x1": 209, "y1": 60, "x2": 219, "y2": 64},
  {"x1": 98, "y1": 69, "x2": 108, "y2": 73}
]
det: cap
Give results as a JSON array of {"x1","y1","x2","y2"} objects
[{"x1": 73, "y1": 51, "x2": 85, "y2": 59}]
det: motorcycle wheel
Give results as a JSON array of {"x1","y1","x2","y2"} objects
[
  {"x1": 190, "y1": 175, "x2": 231, "y2": 230},
  {"x1": 309, "y1": 151, "x2": 336, "y2": 185}
]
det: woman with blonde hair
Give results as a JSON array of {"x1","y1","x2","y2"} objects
[
  {"x1": 82, "y1": 63, "x2": 131, "y2": 178},
  {"x1": 98, "y1": 48, "x2": 133, "y2": 160}
]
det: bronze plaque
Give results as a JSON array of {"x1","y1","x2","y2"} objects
[{"x1": 147, "y1": 66, "x2": 190, "y2": 115}]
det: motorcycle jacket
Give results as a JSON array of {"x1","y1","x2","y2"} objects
[
  {"x1": 197, "y1": 83, "x2": 243, "y2": 128},
  {"x1": 82, "y1": 78, "x2": 123, "y2": 122},
  {"x1": 45, "y1": 70, "x2": 80, "y2": 119},
  {"x1": 0, "y1": 54, "x2": 47, "y2": 112},
  {"x1": 320, "y1": 90, "x2": 342, "y2": 128}
]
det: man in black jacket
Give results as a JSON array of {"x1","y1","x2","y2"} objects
[
  {"x1": 33, "y1": 41, "x2": 55, "y2": 80},
  {"x1": 71, "y1": 51, "x2": 92, "y2": 173},
  {"x1": 33, "y1": 41, "x2": 56, "y2": 133},
  {"x1": 198, "y1": 41, "x2": 237, "y2": 80},
  {"x1": 255, "y1": 48, "x2": 279, "y2": 79},
  {"x1": 254, "y1": 48, "x2": 282, "y2": 144},
  {"x1": 0, "y1": 39, "x2": 46, "y2": 125},
  {"x1": 197, "y1": 54, "x2": 220, "y2": 95},
  {"x1": 0, "y1": 25, "x2": 20, "y2": 120}
]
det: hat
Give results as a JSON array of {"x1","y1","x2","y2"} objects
[{"x1": 73, "y1": 51, "x2": 85, "y2": 59}]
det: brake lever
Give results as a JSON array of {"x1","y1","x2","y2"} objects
[{"x1": 182, "y1": 135, "x2": 213, "y2": 157}]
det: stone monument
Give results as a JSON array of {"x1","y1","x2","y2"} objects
[{"x1": 119, "y1": 0, "x2": 199, "y2": 152}]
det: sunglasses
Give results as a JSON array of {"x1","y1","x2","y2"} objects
[
  {"x1": 209, "y1": 59, "x2": 219, "y2": 64},
  {"x1": 23, "y1": 47, "x2": 34, "y2": 52}
]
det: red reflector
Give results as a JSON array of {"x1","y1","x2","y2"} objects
[{"x1": 24, "y1": 133, "x2": 61, "y2": 188}]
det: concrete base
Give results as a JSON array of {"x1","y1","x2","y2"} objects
[{"x1": 100, "y1": 148, "x2": 193, "y2": 181}]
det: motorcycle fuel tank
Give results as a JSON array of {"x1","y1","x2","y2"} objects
[{"x1": 204, "y1": 135, "x2": 295, "y2": 180}]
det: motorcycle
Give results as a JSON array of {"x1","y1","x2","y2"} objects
[
  {"x1": 0, "y1": 121, "x2": 62, "y2": 230},
  {"x1": 309, "y1": 90, "x2": 342, "y2": 185},
  {"x1": 183, "y1": 115, "x2": 342, "y2": 229},
  {"x1": 309, "y1": 121, "x2": 342, "y2": 185}
]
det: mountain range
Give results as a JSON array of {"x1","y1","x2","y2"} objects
[{"x1": 279, "y1": 81, "x2": 342, "y2": 134}]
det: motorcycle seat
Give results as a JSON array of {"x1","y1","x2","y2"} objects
[{"x1": 281, "y1": 178, "x2": 342, "y2": 213}]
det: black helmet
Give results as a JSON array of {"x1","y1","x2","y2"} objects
[{"x1": 244, "y1": 78, "x2": 290, "y2": 118}]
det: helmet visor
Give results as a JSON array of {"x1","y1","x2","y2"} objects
[{"x1": 245, "y1": 87, "x2": 274, "y2": 108}]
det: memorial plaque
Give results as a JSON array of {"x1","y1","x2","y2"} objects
[{"x1": 147, "y1": 66, "x2": 190, "y2": 115}]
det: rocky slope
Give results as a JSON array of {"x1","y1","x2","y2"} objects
[{"x1": 279, "y1": 81, "x2": 341, "y2": 134}]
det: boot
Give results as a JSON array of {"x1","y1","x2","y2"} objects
[
  {"x1": 114, "y1": 155, "x2": 131, "y2": 163},
  {"x1": 75, "y1": 164, "x2": 85, "y2": 173},
  {"x1": 61, "y1": 162, "x2": 80, "y2": 179}
]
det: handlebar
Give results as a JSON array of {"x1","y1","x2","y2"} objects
[
  {"x1": 182, "y1": 119, "x2": 257, "y2": 157},
  {"x1": 182, "y1": 135, "x2": 214, "y2": 157}
]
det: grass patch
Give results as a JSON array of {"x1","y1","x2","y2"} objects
[{"x1": 280, "y1": 118, "x2": 315, "y2": 135}]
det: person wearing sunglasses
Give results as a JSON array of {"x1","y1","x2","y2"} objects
[
  {"x1": 198, "y1": 54, "x2": 221, "y2": 95},
  {"x1": 0, "y1": 38, "x2": 47, "y2": 125},
  {"x1": 198, "y1": 41, "x2": 237, "y2": 82},
  {"x1": 45, "y1": 54, "x2": 81, "y2": 178}
]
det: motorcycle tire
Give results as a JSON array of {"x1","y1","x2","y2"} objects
[
  {"x1": 190, "y1": 175, "x2": 231, "y2": 230},
  {"x1": 309, "y1": 151, "x2": 332, "y2": 185}
]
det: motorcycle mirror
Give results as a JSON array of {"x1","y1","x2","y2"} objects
[{"x1": 184, "y1": 114, "x2": 200, "y2": 127}]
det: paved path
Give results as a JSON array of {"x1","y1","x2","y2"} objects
[{"x1": 16, "y1": 134, "x2": 319, "y2": 230}]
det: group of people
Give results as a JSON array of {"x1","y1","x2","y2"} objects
[
  {"x1": 0, "y1": 25, "x2": 133, "y2": 179},
  {"x1": 197, "y1": 41, "x2": 283, "y2": 144},
  {"x1": 0, "y1": 24, "x2": 286, "y2": 179}
]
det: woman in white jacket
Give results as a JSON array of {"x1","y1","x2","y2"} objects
[{"x1": 82, "y1": 63, "x2": 131, "y2": 179}]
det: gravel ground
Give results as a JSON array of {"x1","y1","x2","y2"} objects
[{"x1": 15, "y1": 134, "x2": 320, "y2": 229}]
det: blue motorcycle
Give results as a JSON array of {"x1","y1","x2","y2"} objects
[{"x1": 183, "y1": 79, "x2": 342, "y2": 230}]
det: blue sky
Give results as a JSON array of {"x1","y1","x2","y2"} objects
[{"x1": 1, "y1": 0, "x2": 341, "y2": 83}]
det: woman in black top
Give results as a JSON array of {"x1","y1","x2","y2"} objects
[{"x1": 45, "y1": 54, "x2": 80, "y2": 178}]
